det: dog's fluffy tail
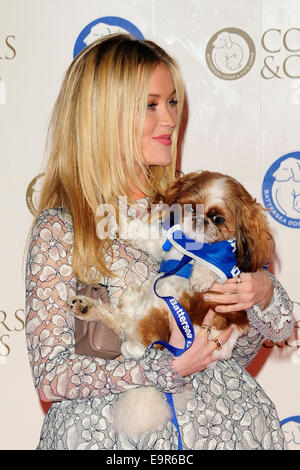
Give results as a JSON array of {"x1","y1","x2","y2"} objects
[{"x1": 112, "y1": 387, "x2": 172, "y2": 439}]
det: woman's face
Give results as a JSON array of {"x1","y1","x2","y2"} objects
[{"x1": 142, "y1": 63, "x2": 178, "y2": 167}]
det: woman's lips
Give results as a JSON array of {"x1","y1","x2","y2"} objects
[{"x1": 152, "y1": 134, "x2": 172, "y2": 146}]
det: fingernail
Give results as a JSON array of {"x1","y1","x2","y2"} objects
[{"x1": 204, "y1": 295, "x2": 211, "y2": 301}]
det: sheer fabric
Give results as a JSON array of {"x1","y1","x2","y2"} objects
[{"x1": 25, "y1": 207, "x2": 294, "y2": 449}]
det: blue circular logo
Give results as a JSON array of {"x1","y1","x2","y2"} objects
[
  {"x1": 262, "y1": 151, "x2": 300, "y2": 229},
  {"x1": 74, "y1": 16, "x2": 144, "y2": 58}
]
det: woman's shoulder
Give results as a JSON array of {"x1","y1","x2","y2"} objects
[
  {"x1": 32, "y1": 207, "x2": 74, "y2": 239},
  {"x1": 37, "y1": 207, "x2": 73, "y2": 227}
]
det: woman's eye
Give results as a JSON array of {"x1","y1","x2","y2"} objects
[
  {"x1": 147, "y1": 102, "x2": 157, "y2": 111},
  {"x1": 168, "y1": 99, "x2": 178, "y2": 107}
]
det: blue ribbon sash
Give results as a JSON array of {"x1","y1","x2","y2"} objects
[
  {"x1": 162, "y1": 224, "x2": 241, "y2": 282},
  {"x1": 150, "y1": 255, "x2": 195, "y2": 357},
  {"x1": 149, "y1": 224, "x2": 242, "y2": 450},
  {"x1": 149, "y1": 221, "x2": 268, "y2": 450}
]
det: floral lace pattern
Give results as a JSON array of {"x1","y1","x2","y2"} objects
[
  {"x1": 25, "y1": 208, "x2": 186, "y2": 403},
  {"x1": 178, "y1": 359, "x2": 287, "y2": 450},
  {"x1": 247, "y1": 273, "x2": 294, "y2": 343},
  {"x1": 25, "y1": 207, "x2": 294, "y2": 450}
]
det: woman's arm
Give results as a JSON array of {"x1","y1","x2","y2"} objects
[
  {"x1": 203, "y1": 270, "x2": 295, "y2": 367},
  {"x1": 204, "y1": 270, "x2": 275, "y2": 313},
  {"x1": 169, "y1": 272, "x2": 294, "y2": 373},
  {"x1": 25, "y1": 209, "x2": 187, "y2": 402},
  {"x1": 170, "y1": 310, "x2": 233, "y2": 376}
]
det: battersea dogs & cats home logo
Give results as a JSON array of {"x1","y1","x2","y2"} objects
[
  {"x1": 280, "y1": 416, "x2": 300, "y2": 449},
  {"x1": 206, "y1": 27, "x2": 255, "y2": 80},
  {"x1": 262, "y1": 152, "x2": 300, "y2": 228},
  {"x1": 73, "y1": 16, "x2": 144, "y2": 58}
]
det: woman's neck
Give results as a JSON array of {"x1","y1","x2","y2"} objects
[{"x1": 128, "y1": 166, "x2": 148, "y2": 201}]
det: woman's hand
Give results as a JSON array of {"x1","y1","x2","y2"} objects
[
  {"x1": 203, "y1": 269, "x2": 274, "y2": 313},
  {"x1": 169, "y1": 310, "x2": 233, "y2": 377}
]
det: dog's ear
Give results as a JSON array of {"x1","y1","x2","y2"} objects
[
  {"x1": 163, "y1": 172, "x2": 204, "y2": 206},
  {"x1": 164, "y1": 174, "x2": 191, "y2": 206},
  {"x1": 235, "y1": 200, "x2": 274, "y2": 273}
]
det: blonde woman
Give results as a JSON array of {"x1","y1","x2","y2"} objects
[{"x1": 25, "y1": 34, "x2": 294, "y2": 450}]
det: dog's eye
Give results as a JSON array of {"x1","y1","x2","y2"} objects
[{"x1": 212, "y1": 215, "x2": 225, "y2": 225}]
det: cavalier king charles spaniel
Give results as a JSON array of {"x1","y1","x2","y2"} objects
[{"x1": 68, "y1": 171, "x2": 273, "y2": 439}]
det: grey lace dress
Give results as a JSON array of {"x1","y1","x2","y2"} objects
[{"x1": 25, "y1": 206, "x2": 294, "y2": 450}]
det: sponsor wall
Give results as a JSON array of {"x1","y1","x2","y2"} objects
[{"x1": 0, "y1": 0, "x2": 299, "y2": 450}]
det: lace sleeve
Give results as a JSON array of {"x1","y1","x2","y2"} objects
[
  {"x1": 232, "y1": 272, "x2": 295, "y2": 367},
  {"x1": 25, "y1": 208, "x2": 187, "y2": 402}
]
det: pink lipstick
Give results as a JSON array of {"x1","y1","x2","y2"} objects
[{"x1": 152, "y1": 134, "x2": 172, "y2": 146}]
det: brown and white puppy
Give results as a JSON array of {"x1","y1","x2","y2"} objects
[{"x1": 68, "y1": 171, "x2": 273, "y2": 438}]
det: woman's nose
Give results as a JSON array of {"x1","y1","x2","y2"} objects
[{"x1": 161, "y1": 106, "x2": 177, "y2": 128}]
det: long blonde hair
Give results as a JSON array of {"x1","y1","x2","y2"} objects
[{"x1": 37, "y1": 34, "x2": 185, "y2": 282}]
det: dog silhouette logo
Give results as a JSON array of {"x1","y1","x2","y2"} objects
[
  {"x1": 280, "y1": 416, "x2": 300, "y2": 450},
  {"x1": 74, "y1": 16, "x2": 144, "y2": 58},
  {"x1": 26, "y1": 173, "x2": 45, "y2": 216},
  {"x1": 262, "y1": 152, "x2": 300, "y2": 228},
  {"x1": 206, "y1": 27, "x2": 255, "y2": 80}
]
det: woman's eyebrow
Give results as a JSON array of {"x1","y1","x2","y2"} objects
[{"x1": 148, "y1": 90, "x2": 176, "y2": 98}]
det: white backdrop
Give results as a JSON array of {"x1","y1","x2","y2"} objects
[{"x1": 0, "y1": 0, "x2": 299, "y2": 450}]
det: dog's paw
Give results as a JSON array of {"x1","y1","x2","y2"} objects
[
  {"x1": 190, "y1": 264, "x2": 217, "y2": 293},
  {"x1": 68, "y1": 295, "x2": 102, "y2": 321},
  {"x1": 121, "y1": 341, "x2": 145, "y2": 359}
]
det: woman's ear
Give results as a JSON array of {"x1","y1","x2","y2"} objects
[{"x1": 235, "y1": 200, "x2": 274, "y2": 273}]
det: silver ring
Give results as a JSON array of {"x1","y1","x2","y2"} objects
[{"x1": 200, "y1": 324, "x2": 212, "y2": 333}]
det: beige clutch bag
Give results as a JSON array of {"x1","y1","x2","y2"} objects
[{"x1": 74, "y1": 284, "x2": 122, "y2": 359}]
